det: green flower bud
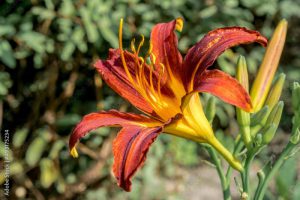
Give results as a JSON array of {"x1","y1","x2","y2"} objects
[
  {"x1": 265, "y1": 101, "x2": 284, "y2": 128},
  {"x1": 236, "y1": 56, "x2": 251, "y2": 148},
  {"x1": 251, "y1": 105, "x2": 270, "y2": 127},
  {"x1": 205, "y1": 96, "x2": 216, "y2": 123},
  {"x1": 262, "y1": 124, "x2": 277, "y2": 144},
  {"x1": 254, "y1": 133, "x2": 263, "y2": 147},
  {"x1": 292, "y1": 82, "x2": 300, "y2": 111},
  {"x1": 236, "y1": 56, "x2": 249, "y2": 92},
  {"x1": 290, "y1": 128, "x2": 300, "y2": 144},
  {"x1": 265, "y1": 73, "x2": 286, "y2": 109}
]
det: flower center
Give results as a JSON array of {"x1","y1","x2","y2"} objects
[{"x1": 118, "y1": 19, "x2": 182, "y2": 120}]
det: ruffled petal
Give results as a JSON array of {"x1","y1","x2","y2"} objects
[
  {"x1": 94, "y1": 49, "x2": 155, "y2": 115},
  {"x1": 150, "y1": 18, "x2": 183, "y2": 80},
  {"x1": 112, "y1": 126, "x2": 162, "y2": 191},
  {"x1": 69, "y1": 110, "x2": 161, "y2": 152},
  {"x1": 194, "y1": 70, "x2": 252, "y2": 112},
  {"x1": 184, "y1": 27, "x2": 267, "y2": 91}
]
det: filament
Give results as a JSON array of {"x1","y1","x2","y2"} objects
[
  {"x1": 137, "y1": 35, "x2": 144, "y2": 54},
  {"x1": 119, "y1": 18, "x2": 134, "y2": 84},
  {"x1": 157, "y1": 63, "x2": 165, "y2": 98}
]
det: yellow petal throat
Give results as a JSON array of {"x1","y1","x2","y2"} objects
[{"x1": 164, "y1": 93, "x2": 243, "y2": 171}]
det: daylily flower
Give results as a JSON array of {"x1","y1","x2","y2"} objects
[{"x1": 69, "y1": 18, "x2": 267, "y2": 191}]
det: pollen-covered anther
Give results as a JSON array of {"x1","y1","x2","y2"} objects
[
  {"x1": 137, "y1": 35, "x2": 145, "y2": 54},
  {"x1": 175, "y1": 17, "x2": 183, "y2": 32},
  {"x1": 70, "y1": 147, "x2": 78, "y2": 158},
  {"x1": 130, "y1": 38, "x2": 136, "y2": 53}
]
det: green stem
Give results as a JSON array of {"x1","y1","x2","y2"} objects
[
  {"x1": 254, "y1": 142, "x2": 297, "y2": 200},
  {"x1": 241, "y1": 147, "x2": 260, "y2": 199},
  {"x1": 206, "y1": 145, "x2": 231, "y2": 200},
  {"x1": 226, "y1": 138, "x2": 244, "y2": 180},
  {"x1": 208, "y1": 136, "x2": 243, "y2": 172}
]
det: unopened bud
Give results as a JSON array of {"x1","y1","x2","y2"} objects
[
  {"x1": 236, "y1": 56, "x2": 249, "y2": 92},
  {"x1": 251, "y1": 19, "x2": 287, "y2": 112},
  {"x1": 257, "y1": 170, "x2": 265, "y2": 181},
  {"x1": 290, "y1": 128, "x2": 300, "y2": 144},
  {"x1": 205, "y1": 96, "x2": 216, "y2": 123},
  {"x1": 236, "y1": 56, "x2": 251, "y2": 148},
  {"x1": 251, "y1": 105, "x2": 270, "y2": 127},
  {"x1": 265, "y1": 101, "x2": 284, "y2": 128},
  {"x1": 254, "y1": 133, "x2": 263, "y2": 147},
  {"x1": 262, "y1": 124, "x2": 277, "y2": 144},
  {"x1": 292, "y1": 82, "x2": 300, "y2": 111},
  {"x1": 265, "y1": 73, "x2": 286, "y2": 109}
]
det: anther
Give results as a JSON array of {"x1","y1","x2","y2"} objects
[
  {"x1": 137, "y1": 34, "x2": 145, "y2": 54},
  {"x1": 130, "y1": 38, "x2": 136, "y2": 53}
]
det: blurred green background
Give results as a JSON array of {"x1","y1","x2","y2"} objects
[{"x1": 1, "y1": 0, "x2": 300, "y2": 199}]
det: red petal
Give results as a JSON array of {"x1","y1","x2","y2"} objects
[
  {"x1": 69, "y1": 110, "x2": 161, "y2": 150},
  {"x1": 194, "y1": 70, "x2": 252, "y2": 111},
  {"x1": 184, "y1": 27, "x2": 267, "y2": 91},
  {"x1": 113, "y1": 126, "x2": 162, "y2": 191},
  {"x1": 150, "y1": 19, "x2": 183, "y2": 80},
  {"x1": 94, "y1": 49, "x2": 155, "y2": 115}
]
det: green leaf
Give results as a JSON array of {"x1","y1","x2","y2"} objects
[
  {"x1": 18, "y1": 31, "x2": 47, "y2": 53},
  {"x1": 276, "y1": 158, "x2": 297, "y2": 198},
  {"x1": 0, "y1": 71, "x2": 12, "y2": 97},
  {"x1": 0, "y1": 40, "x2": 16, "y2": 68},
  {"x1": 0, "y1": 24, "x2": 16, "y2": 37},
  {"x1": 61, "y1": 41, "x2": 75, "y2": 61},
  {"x1": 13, "y1": 128, "x2": 29, "y2": 148},
  {"x1": 40, "y1": 158, "x2": 59, "y2": 188},
  {"x1": 49, "y1": 140, "x2": 65, "y2": 159},
  {"x1": 25, "y1": 137, "x2": 47, "y2": 167},
  {"x1": 80, "y1": 7, "x2": 98, "y2": 43}
]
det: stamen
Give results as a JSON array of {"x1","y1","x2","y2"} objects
[
  {"x1": 157, "y1": 63, "x2": 165, "y2": 98},
  {"x1": 137, "y1": 34, "x2": 145, "y2": 54},
  {"x1": 149, "y1": 59, "x2": 155, "y2": 94},
  {"x1": 175, "y1": 17, "x2": 184, "y2": 32},
  {"x1": 145, "y1": 43, "x2": 153, "y2": 58},
  {"x1": 135, "y1": 57, "x2": 144, "y2": 84},
  {"x1": 70, "y1": 147, "x2": 78, "y2": 158},
  {"x1": 151, "y1": 53, "x2": 156, "y2": 65},
  {"x1": 119, "y1": 18, "x2": 134, "y2": 84},
  {"x1": 130, "y1": 38, "x2": 136, "y2": 53}
]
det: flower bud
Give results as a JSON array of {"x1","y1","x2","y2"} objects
[
  {"x1": 265, "y1": 73, "x2": 286, "y2": 109},
  {"x1": 254, "y1": 133, "x2": 263, "y2": 147},
  {"x1": 262, "y1": 124, "x2": 277, "y2": 144},
  {"x1": 205, "y1": 96, "x2": 216, "y2": 123},
  {"x1": 292, "y1": 82, "x2": 300, "y2": 111},
  {"x1": 236, "y1": 56, "x2": 249, "y2": 91},
  {"x1": 251, "y1": 105, "x2": 270, "y2": 127},
  {"x1": 251, "y1": 19, "x2": 287, "y2": 112},
  {"x1": 265, "y1": 101, "x2": 284, "y2": 128},
  {"x1": 236, "y1": 56, "x2": 251, "y2": 148},
  {"x1": 290, "y1": 128, "x2": 300, "y2": 144}
]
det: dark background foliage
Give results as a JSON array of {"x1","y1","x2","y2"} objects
[{"x1": 1, "y1": 0, "x2": 299, "y2": 199}]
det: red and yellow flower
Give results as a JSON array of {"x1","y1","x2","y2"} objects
[{"x1": 69, "y1": 18, "x2": 267, "y2": 191}]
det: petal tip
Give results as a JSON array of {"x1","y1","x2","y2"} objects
[
  {"x1": 258, "y1": 35, "x2": 268, "y2": 47},
  {"x1": 70, "y1": 147, "x2": 79, "y2": 158}
]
